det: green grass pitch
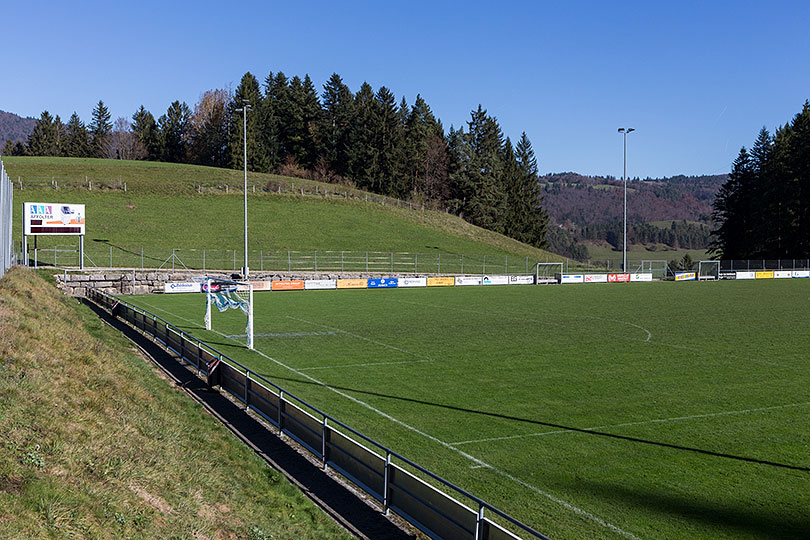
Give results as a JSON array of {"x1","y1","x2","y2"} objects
[{"x1": 124, "y1": 280, "x2": 810, "y2": 540}]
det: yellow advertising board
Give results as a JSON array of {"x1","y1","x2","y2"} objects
[
  {"x1": 427, "y1": 276, "x2": 455, "y2": 287},
  {"x1": 336, "y1": 278, "x2": 368, "y2": 289},
  {"x1": 755, "y1": 271, "x2": 774, "y2": 279}
]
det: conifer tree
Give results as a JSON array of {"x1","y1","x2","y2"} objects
[
  {"x1": 132, "y1": 106, "x2": 161, "y2": 161},
  {"x1": 89, "y1": 100, "x2": 112, "y2": 157},
  {"x1": 346, "y1": 82, "x2": 378, "y2": 191},
  {"x1": 371, "y1": 86, "x2": 405, "y2": 196},
  {"x1": 27, "y1": 111, "x2": 60, "y2": 156},
  {"x1": 64, "y1": 112, "x2": 91, "y2": 157},
  {"x1": 320, "y1": 73, "x2": 354, "y2": 178},
  {"x1": 158, "y1": 101, "x2": 190, "y2": 163},
  {"x1": 229, "y1": 72, "x2": 266, "y2": 172}
]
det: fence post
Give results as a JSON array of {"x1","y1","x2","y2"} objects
[
  {"x1": 366, "y1": 251, "x2": 369, "y2": 273},
  {"x1": 438, "y1": 253, "x2": 441, "y2": 274},
  {"x1": 321, "y1": 417, "x2": 328, "y2": 470},
  {"x1": 483, "y1": 255, "x2": 486, "y2": 274},
  {"x1": 260, "y1": 250, "x2": 263, "y2": 272},
  {"x1": 383, "y1": 452, "x2": 391, "y2": 516},
  {"x1": 110, "y1": 245, "x2": 113, "y2": 269},
  {"x1": 314, "y1": 250, "x2": 318, "y2": 272},
  {"x1": 474, "y1": 505, "x2": 485, "y2": 540},
  {"x1": 172, "y1": 249, "x2": 175, "y2": 272},
  {"x1": 245, "y1": 371, "x2": 250, "y2": 408},
  {"x1": 203, "y1": 249, "x2": 206, "y2": 272},
  {"x1": 391, "y1": 252, "x2": 393, "y2": 272},
  {"x1": 288, "y1": 251, "x2": 291, "y2": 272},
  {"x1": 278, "y1": 391, "x2": 284, "y2": 434},
  {"x1": 415, "y1": 253, "x2": 418, "y2": 273},
  {"x1": 141, "y1": 247, "x2": 144, "y2": 270}
]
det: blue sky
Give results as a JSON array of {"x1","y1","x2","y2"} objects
[{"x1": 3, "y1": 1, "x2": 809, "y2": 178}]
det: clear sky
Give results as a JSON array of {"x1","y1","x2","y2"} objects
[{"x1": 3, "y1": 1, "x2": 809, "y2": 178}]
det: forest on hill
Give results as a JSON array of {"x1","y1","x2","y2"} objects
[{"x1": 0, "y1": 110, "x2": 36, "y2": 144}]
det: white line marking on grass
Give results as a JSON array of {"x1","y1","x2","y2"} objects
[
  {"x1": 298, "y1": 359, "x2": 433, "y2": 371},
  {"x1": 450, "y1": 401, "x2": 810, "y2": 446},
  {"x1": 227, "y1": 331, "x2": 338, "y2": 339},
  {"x1": 137, "y1": 300, "x2": 642, "y2": 540}
]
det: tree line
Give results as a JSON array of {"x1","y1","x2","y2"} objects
[
  {"x1": 711, "y1": 101, "x2": 810, "y2": 258},
  {"x1": 3, "y1": 72, "x2": 549, "y2": 249}
]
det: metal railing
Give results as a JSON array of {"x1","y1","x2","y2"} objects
[
  {"x1": 86, "y1": 287, "x2": 551, "y2": 540},
  {"x1": 1, "y1": 161, "x2": 13, "y2": 280}
]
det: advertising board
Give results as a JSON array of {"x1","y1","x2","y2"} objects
[
  {"x1": 482, "y1": 275, "x2": 509, "y2": 285},
  {"x1": 584, "y1": 274, "x2": 608, "y2": 283},
  {"x1": 272, "y1": 280, "x2": 305, "y2": 291},
  {"x1": 755, "y1": 271, "x2": 774, "y2": 279},
  {"x1": 674, "y1": 272, "x2": 696, "y2": 281},
  {"x1": 537, "y1": 277, "x2": 559, "y2": 284},
  {"x1": 249, "y1": 281, "x2": 272, "y2": 291},
  {"x1": 559, "y1": 274, "x2": 584, "y2": 284},
  {"x1": 792, "y1": 270, "x2": 810, "y2": 278},
  {"x1": 398, "y1": 277, "x2": 427, "y2": 288},
  {"x1": 455, "y1": 276, "x2": 483, "y2": 286},
  {"x1": 608, "y1": 273, "x2": 631, "y2": 283},
  {"x1": 368, "y1": 278, "x2": 398, "y2": 288},
  {"x1": 736, "y1": 271, "x2": 756, "y2": 280},
  {"x1": 24, "y1": 202, "x2": 86, "y2": 235},
  {"x1": 630, "y1": 273, "x2": 653, "y2": 282},
  {"x1": 427, "y1": 276, "x2": 455, "y2": 287},
  {"x1": 304, "y1": 279, "x2": 337, "y2": 290},
  {"x1": 508, "y1": 275, "x2": 535, "y2": 285},
  {"x1": 336, "y1": 278, "x2": 368, "y2": 289},
  {"x1": 719, "y1": 272, "x2": 737, "y2": 280},
  {"x1": 773, "y1": 271, "x2": 793, "y2": 279},
  {"x1": 164, "y1": 282, "x2": 201, "y2": 293}
]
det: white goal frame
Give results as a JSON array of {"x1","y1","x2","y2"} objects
[
  {"x1": 204, "y1": 277, "x2": 254, "y2": 349},
  {"x1": 697, "y1": 260, "x2": 720, "y2": 281},
  {"x1": 534, "y1": 262, "x2": 564, "y2": 284}
]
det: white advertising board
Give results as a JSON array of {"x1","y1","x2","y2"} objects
[
  {"x1": 398, "y1": 277, "x2": 427, "y2": 288},
  {"x1": 508, "y1": 275, "x2": 535, "y2": 285},
  {"x1": 164, "y1": 282, "x2": 201, "y2": 293},
  {"x1": 559, "y1": 274, "x2": 584, "y2": 284},
  {"x1": 774, "y1": 271, "x2": 793, "y2": 279},
  {"x1": 584, "y1": 274, "x2": 608, "y2": 283},
  {"x1": 736, "y1": 271, "x2": 756, "y2": 280},
  {"x1": 304, "y1": 279, "x2": 337, "y2": 290},
  {"x1": 455, "y1": 276, "x2": 483, "y2": 286},
  {"x1": 792, "y1": 270, "x2": 810, "y2": 278},
  {"x1": 24, "y1": 202, "x2": 86, "y2": 235},
  {"x1": 482, "y1": 275, "x2": 509, "y2": 285},
  {"x1": 630, "y1": 273, "x2": 653, "y2": 282}
]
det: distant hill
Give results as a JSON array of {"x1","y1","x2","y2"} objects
[
  {"x1": 0, "y1": 110, "x2": 36, "y2": 145},
  {"x1": 540, "y1": 172, "x2": 726, "y2": 226}
]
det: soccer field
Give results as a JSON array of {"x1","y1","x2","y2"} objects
[{"x1": 125, "y1": 280, "x2": 810, "y2": 540}]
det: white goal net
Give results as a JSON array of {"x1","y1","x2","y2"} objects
[
  {"x1": 534, "y1": 262, "x2": 563, "y2": 284},
  {"x1": 204, "y1": 277, "x2": 254, "y2": 349},
  {"x1": 697, "y1": 261, "x2": 720, "y2": 281}
]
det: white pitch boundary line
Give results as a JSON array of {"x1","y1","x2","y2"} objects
[
  {"x1": 298, "y1": 359, "x2": 433, "y2": 371},
  {"x1": 137, "y1": 300, "x2": 642, "y2": 540},
  {"x1": 450, "y1": 401, "x2": 810, "y2": 446},
  {"x1": 390, "y1": 298, "x2": 653, "y2": 343}
]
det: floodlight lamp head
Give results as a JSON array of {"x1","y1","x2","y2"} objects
[{"x1": 627, "y1": 128, "x2": 635, "y2": 133}]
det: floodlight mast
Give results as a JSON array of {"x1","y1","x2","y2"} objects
[
  {"x1": 618, "y1": 127, "x2": 635, "y2": 272},
  {"x1": 235, "y1": 101, "x2": 252, "y2": 278}
]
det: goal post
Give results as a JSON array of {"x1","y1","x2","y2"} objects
[
  {"x1": 534, "y1": 262, "x2": 564, "y2": 284},
  {"x1": 697, "y1": 260, "x2": 720, "y2": 281},
  {"x1": 204, "y1": 277, "x2": 254, "y2": 349}
]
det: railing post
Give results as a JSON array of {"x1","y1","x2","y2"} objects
[
  {"x1": 383, "y1": 452, "x2": 392, "y2": 516},
  {"x1": 278, "y1": 391, "x2": 284, "y2": 434},
  {"x1": 474, "y1": 505, "x2": 484, "y2": 540},
  {"x1": 245, "y1": 371, "x2": 250, "y2": 408},
  {"x1": 321, "y1": 417, "x2": 328, "y2": 470}
]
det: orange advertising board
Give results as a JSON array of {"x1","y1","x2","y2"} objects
[
  {"x1": 271, "y1": 280, "x2": 304, "y2": 291},
  {"x1": 427, "y1": 276, "x2": 455, "y2": 287},
  {"x1": 336, "y1": 278, "x2": 368, "y2": 289}
]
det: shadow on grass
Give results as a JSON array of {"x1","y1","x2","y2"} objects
[
  {"x1": 256, "y1": 372, "x2": 810, "y2": 473},
  {"x1": 551, "y1": 476, "x2": 810, "y2": 539}
]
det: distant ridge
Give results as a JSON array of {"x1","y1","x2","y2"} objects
[{"x1": 0, "y1": 110, "x2": 36, "y2": 144}]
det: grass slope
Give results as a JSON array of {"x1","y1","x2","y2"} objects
[
  {"x1": 0, "y1": 267, "x2": 352, "y2": 539},
  {"x1": 125, "y1": 280, "x2": 810, "y2": 539},
  {"x1": 5, "y1": 157, "x2": 561, "y2": 267}
]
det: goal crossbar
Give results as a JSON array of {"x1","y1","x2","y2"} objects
[{"x1": 204, "y1": 277, "x2": 254, "y2": 349}]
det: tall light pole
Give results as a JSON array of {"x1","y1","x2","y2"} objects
[
  {"x1": 235, "y1": 101, "x2": 252, "y2": 278},
  {"x1": 618, "y1": 127, "x2": 635, "y2": 272}
]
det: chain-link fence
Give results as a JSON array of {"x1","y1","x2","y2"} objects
[{"x1": 1, "y1": 161, "x2": 14, "y2": 280}]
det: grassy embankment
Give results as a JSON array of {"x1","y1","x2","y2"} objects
[
  {"x1": 4, "y1": 157, "x2": 563, "y2": 269},
  {"x1": 0, "y1": 267, "x2": 352, "y2": 539}
]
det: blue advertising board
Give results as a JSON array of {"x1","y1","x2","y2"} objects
[{"x1": 367, "y1": 278, "x2": 399, "y2": 288}]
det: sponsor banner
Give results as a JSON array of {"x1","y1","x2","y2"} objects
[
  {"x1": 792, "y1": 270, "x2": 810, "y2": 278},
  {"x1": 608, "y1": 273, "x2": 631, "y2": 283},
  {"x1": 584, "y1": 274, "x2": 608, "y2": 283},
  {"x1": 304, "y1": 279, "x2": 337, "y2": 290},
  {"x1": 736, "y1": 271, "x2": 756, "y2": 280},
  {"x1": 483, "y1": 275, "x2": 509, "y2": 285},
  {"x1": 427, "y1": 276, "x2": 455, "y2": 287},
  {"x1": 164, "y1": 282, "x2": 201, "y2": 293},
  {"x1": 455, "y1": 276, "x2": 483, "y2": 286},
  {"x1": 630, "y1": 273, "x2": 653, "y2": 282},
  {"x1": 537, "y1": 277, "x2": 559, "y2": 284},
  {"x1": 773, "y1": 271, "x2": 793, "y2": 279},
  {"x1": 249, "y1": 280, "x2": 272, "y2": 291},
  {"x1": 509, "y1": 275, "x2": 535, "y2": 285},
  {"x1": 272, "y1": 280, "x2": 304, "y2": 291},
  {"x1": 559, "y1": 274, "x2": 584, "y2": 284},
  {"x1": 674, "y1": 272, "x2": 696, "y2": 281},
  {"x1": 336, "y1": 278, "x2": 368, "y2": 289},
  {"x1": 23, "y1": 202, "x2": 86, "y2": 235},
  {"x1": 398, "y1": 277, "x2": 427, "y2": 288},
  {"x1": 755, "y1": 271, "x2": 774, "y2": 280},
  {"x1": 719, "y1": 272, "x2": 737, "y2": 280},
  {"x1": 368, "y1": 278, "x2": 398, "y2": 288}
]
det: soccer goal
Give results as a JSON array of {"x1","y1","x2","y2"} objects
[
  {"x1": 534, "y1": 262, "x2": 564, "y2": 284},
  {"x1": 697, "y1": 260, "x2": 720, "y2": 281},
  {"x1": 204, "y1": 277, "x2": 254, "y2": 349}
]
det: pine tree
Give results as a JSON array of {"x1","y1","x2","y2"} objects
[
  {"x1": 371, "y1": 86, "x2": 406, "y2": 196},
  {"x1": 64, "y1": 112, "x2": 91, "y2": 157},
  {"x1": 158, "y1": 101, "x2": 190, "y2": 163},
  {"x1": 320, "y1": 73, "x2": 355, "y2": 178},
  {"x1": 513, "y1": 132, "x2": 548, "y2": 247},
  {"x1": 132, "y1": 106, "x2": 161, "y2": 161},
  {"x1": 89, "y1": 100, "x2": 112, "y2": 158},
  {"x1": 346, "y1": 82, "x2": 378, "y2": 191},
  {"x1": 229, "y1": 72, "x2": 266, "y2": 172},
  {"x1": 711, "y1": 147, "x2": 754, "y2": 258},
  {"x1": 27, "y1": 111, "x2": 60, "y2": 156}
]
